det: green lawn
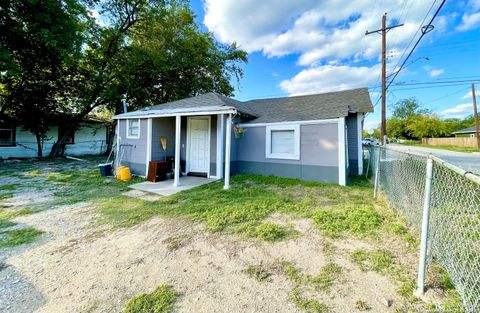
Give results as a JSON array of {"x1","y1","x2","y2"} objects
[
  {"x1": 398, "y1": 141, "x2": 480, "y2": 153},
  {"x1": 0, "y1": 158, "x2": 464, "y2": 312}
]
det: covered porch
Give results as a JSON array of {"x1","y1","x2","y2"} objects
[{"x1": 140, "y1": 109, "x2": 234, "y2": 190}]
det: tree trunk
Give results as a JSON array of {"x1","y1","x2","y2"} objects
[{"x1": 35, "y1": 132, "x2": 43, "y2": 158}]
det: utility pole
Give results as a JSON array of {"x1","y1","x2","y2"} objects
[
  {"x1": 366, "y1": 13, "x2": 403, "y2": 145},
  {"x1": 472, "y1": 83, "x2": 480, "y2": 149}
]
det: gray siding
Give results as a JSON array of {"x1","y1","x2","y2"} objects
[
  {"x1": 346, "y1": 113, "x2": 359, "y2": 175},
  {"x1": 118, "y1": 118, "x2": 149, "y2": 176},
  {"x1": 151, "y1": 117, "x2": 175, "y2": 161},
  {"x1": 233, "y1": 122, "x2": 339, "y2": 183}
]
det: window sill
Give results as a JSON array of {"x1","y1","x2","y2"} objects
[{"x1": 265, "y1": 154, "x2": 300, "y2": 160}]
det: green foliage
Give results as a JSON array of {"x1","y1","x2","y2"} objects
[
  {"x1": 244, "y1": 222, "x2": 295, "y2": 242},
  {"x1": 351, "y1": 249, "x2": 394, "y2": 273},
  {"x1": 290, "y1": 288, "x2": 329, "y2": 313},
  {"x1": 309, "y1": 263, "x2": 343, "y2": 292},
  {"x1": 0, "y1": 228, "x2": 42, "y2": 248},
  {"x1": 0, "y1": 193, "x2": 13, "y2": 200},
  {"x1": 0, "y1": 184, "x2": 16, "y2": 191},
  {"x1": 355, "y1": 300, "x2": 371, "y2": 311},
  {"x1": 387, "y1": 98, "x2": 476, "y2": 140},
  {"x1": 123, "y1": 285, "x2": 180, "y2": 313},
  {"x1": 312, "y1": 205, "x2": 382, "y2": 238},
  {"x1": 243, "y1": 264, "x2": 272, "y2": 282}
]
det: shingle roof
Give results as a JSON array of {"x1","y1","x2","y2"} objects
[
  {"x1": 241, "y1": 87, "x2": 373, "y2": 123},
  {"x1": 113, "y1": 88, "x2": 373, "y2": 122},
  {"x1": 452, "y1": 126, "x2": 476, "y2": 134}
]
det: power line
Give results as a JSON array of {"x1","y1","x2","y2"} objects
[
  {"x1": 386, "y1": 0, "x2": 447, "y2": 90},
  {"x1": 422, "y1": 86, "x2": 471, "y2": 105}
]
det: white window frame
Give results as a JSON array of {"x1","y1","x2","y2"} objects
[
  {"x1": 265, "y1": 124, "x2": 300, "y2": 160},
  {"x1": 126, "y1": 119, "x2": 141, "y2": 139}
]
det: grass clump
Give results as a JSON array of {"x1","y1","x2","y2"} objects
[
  {"x1": 245, "y1": 222, "x2": 296, "y2": 242},
  {"x1": 0, "y1": 228, "x2": 43, "y2": 248},
  {"x1": 243, "y1": 264, "x2": 272, "y2": 282},
  {"x1": 351, "y1": 249, "x2": 394, "y2": 273},
  {"x1": 123, "y1": 285, "x2": 180, "y2": 313},
  {"x1": 313, "y1": 205, "x2": 382, "y2": 238},
  {"x1": 0, "y1": 193, "x2": 13, "y2": 200},
  {"x1": 310, "y1": 263, "x2": 343, "y2": 292},
  {"x1": 0, "y1": 219, "x2": 16, "y2": 229},
  {"x1": 290, "y1": 288, "x2": 328, "y2": 313},
  {"x1": 355, "y1": 300, "x2": 371, "y2": 311},
  {"x1": 0, "y1": 184, "x2": 17, "y2": 191}
]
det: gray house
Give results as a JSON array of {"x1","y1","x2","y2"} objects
[{"x1": 112, "y1": 88, "x2": 373, "y2": 188}]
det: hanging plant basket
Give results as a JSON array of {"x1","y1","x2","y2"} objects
[{"x1": 234, "y1": 126, "x2": 247, "y2": 139}]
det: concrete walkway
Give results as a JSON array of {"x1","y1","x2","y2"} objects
[{"x1": 129, "y1": 176, "x2": 217, "y2": 196}]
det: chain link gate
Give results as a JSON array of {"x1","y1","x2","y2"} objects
[{"x1": 367, "y1": 145, "x2": 480, "y2": 313}]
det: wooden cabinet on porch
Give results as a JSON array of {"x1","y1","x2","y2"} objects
[{"x1": 147, "y1": 159, "x2": 174, "y2": 182}]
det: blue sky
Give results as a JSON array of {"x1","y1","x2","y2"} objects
[{"x1": 189, "y1": 0, "x2": 480, "y2": 130}]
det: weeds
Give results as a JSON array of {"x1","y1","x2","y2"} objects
[
  {"x1": 355, "y1": 300, "x2": 371, "y2": 311},
  {"x1": 0, "y1": 184, "x2": 17, "y2": 191},
  {"x1": 351, "y1": 249, "x2": 394, "y2": 273},
  {"x1": 0, "y1": 228, "x2": 43, "y2": 248},
  {"x1": 123, "y1": 285, "x2": 180, "y2": 313},
  {"x1": 243, "y1": 264, "x2": 272, "y2": 282},
  {"x1": 244, "y1": 222, "x2": 296, "y2": 242},
  {"x1": 290, "y1": 288, "x2": 328, "y2": 313}
]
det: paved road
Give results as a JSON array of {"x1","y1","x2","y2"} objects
[{"x1": 387, "y1": 144, "x2": 480, "y2": 175}]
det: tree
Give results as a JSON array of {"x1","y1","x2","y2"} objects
[
  {"x1": 392, "y1": 98, "x2": 429, "y2": 119},
  {"x1": 49, "y1": 0, "x2": 248, "y2": 157},
  {"x1": 0, "y1": 0, "x2": 87, "y2": 156}
]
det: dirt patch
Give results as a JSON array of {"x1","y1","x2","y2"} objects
[{"x1": 2, "y1": 206, "x2": 405, "y2": 313}]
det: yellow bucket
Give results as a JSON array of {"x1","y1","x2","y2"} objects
[{"x1": 116, "y1": 166, "x2": 132, "y2": 181}]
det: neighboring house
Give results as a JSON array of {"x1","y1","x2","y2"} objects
[
  {"x1": 112, "y1": 88, "x2": 373, "y2": 187},
  {"x1": 0, "y1": 118, "x2": 111, "y2": 159},
  {"x1": 452, "y1": 126, "x2": 478, "y2": 138}
]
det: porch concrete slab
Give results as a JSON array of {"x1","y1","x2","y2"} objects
[{"x1": 129, "y1": 176, "x2": 217, "y2": 196}]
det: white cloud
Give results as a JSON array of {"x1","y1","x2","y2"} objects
[
  {"x1": 438, "y1": 103, "x2": 474, "y2": 119},
  {"x1": 279, "y1": 64, "x2": 380, "y2": 96},
  {"x1": 204, "y1": 0, "x2": 433, "y2": 65},
  {"x1": 462, "y1": 90, "x2": 480, "y2": 99},
  {"x1": 429, "y1": 69, "x2": 444, "y2": 77},
  {"x1": 88, "y1": 9, "x2": 108, "y2": 27},
  {"x1": 364, "y1": 119, "x2": 380, "y2": 131},
  {"x1": 456, "y1": 12, "x2": 480, "y2": 31}
]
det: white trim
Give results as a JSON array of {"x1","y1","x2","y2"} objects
[
  {"x1": 338, "y1": 117, "x2": 346, "y2": 186},
  {"x1": 113, "y1": 108, "x2": 236, "y2": 120},
  {"x1": 224, "y1": 114, "x2": 232, "y2": 190},
  {"x1": 357, "y1": 113, "x2": 363, "y2": 175},
  {"x1": 115, "y1": 121, "x2": 120, "y2": 168},
  {"x1": 145, "y1": 118, "x2": 152, "y2": 176},
  {"x1": 265, "y1": 124, "x2": 300, "y2": 160},
  {"x1": 126, "y1": 118, "x2": 141, "y2": 139},
  {"x1": 174, "y1": 116, "x2": 181, "y2": 187},
  {"x1": 186, "y1": 116, "x2": 211, "y2": 176},
  {"x1": 239, "y1": 118, "x2": 339, "y2": 128},
  {"x1": 216, "y1": 114, "x2": 225, "y2": 178}
]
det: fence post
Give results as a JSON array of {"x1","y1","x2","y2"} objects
[
  {"x1": 416, "y1": 156, "x2": 434, "y2": 296},
  {"x1": 373, "y1": 146, "x2": 381, "y2": 198}
]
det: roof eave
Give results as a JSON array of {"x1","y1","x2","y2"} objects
[{"x1": 113, "y1": 107, "x2": 237, "y2": 120}]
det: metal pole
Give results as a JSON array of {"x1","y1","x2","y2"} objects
[
  {"x1": 373, "y1": 146, "x2": 381, "y2": 198},
  {"x1": 416, "y1": 156, "x2": 434, "y2": 296}
]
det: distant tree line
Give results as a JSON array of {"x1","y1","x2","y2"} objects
[
  {"x1": 363, "y1": 98, "x2": 477, "y2": 140},
  {"x1": 0, "y1": 0, "x2": 247, "y2": 157}
]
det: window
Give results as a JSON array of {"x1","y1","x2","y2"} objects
[
  {"x1": 126, "y1": 119, "x2": 140, "y2": 139},
  {"x1": 265, "y1": 124, "x2": 300, "y2": 160},
  {"x1": 58, "y1": 125, "x2": 75, "y2": 144},
  {"x1": 0, "y1": 123, "x2": 15, "y2": 146}
]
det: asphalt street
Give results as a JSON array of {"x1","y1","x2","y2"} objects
[{"x1": 387, "y1": 144, "x2": 480, "y2": 176}]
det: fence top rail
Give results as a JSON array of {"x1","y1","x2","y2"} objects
[{"x1": 374, "y1": 145, "x2": 480, "y2": 185}]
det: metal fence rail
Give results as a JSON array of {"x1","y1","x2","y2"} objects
[{"x1": 368, "y1": 145, "x2": 480, "y2": 313}]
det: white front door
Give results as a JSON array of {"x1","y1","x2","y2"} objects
[{"x1": 188, "y1": 117, "x2": 210, "y2": 173}]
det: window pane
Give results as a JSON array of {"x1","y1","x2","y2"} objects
[
  {"x1": 271, "y1": 130, "x2": 294, "y2": 154},
  {"x1": 128, "y1": 120, "x2": 139, "y2": 137},
  {"x1": 0, "y1": 129, "x2": 13, "y2": 145}
]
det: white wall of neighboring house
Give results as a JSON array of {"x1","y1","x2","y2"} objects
[{"x1": 0, "y1": 123, "x2": 108, "y2": 159}]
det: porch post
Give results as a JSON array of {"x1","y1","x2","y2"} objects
[
  {"x1": 216, "y1": 114, "x2": 225, "y2": 179},
  {"x1": 174, "y1": 115, "x2": 181, "y2": 187},
  {"x1": 224, "y1": 113, "x2": 232, "y2": 190}
]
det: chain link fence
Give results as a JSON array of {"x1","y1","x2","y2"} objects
[{"x1": 367, "y1": 145, "x2": 480, "y2": 313}]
